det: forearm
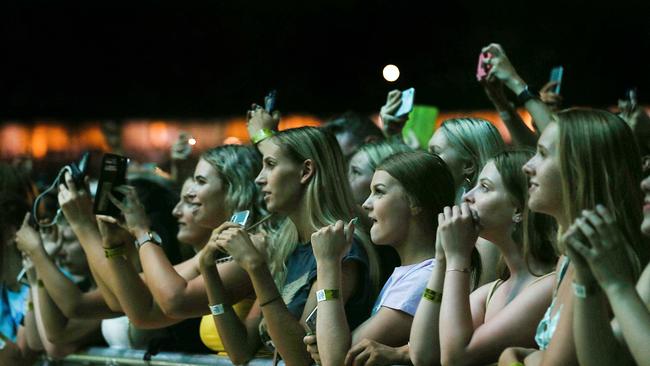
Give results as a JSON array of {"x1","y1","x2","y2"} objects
[
  {"x1": 22, "y1": 295, "x2": 43, "y2": 352},
  {"x1": 498, "y1": 106, "x2": 537, "y2": 147},
  {"x1": 35, "y1": 284, "x2": 69, "y2": 342},
  {"x1": 504, "y1": 77, "x2": 554, "y2": 134},
  {"x1": 573, "y1": 288, "x2": 625, "y2": 366},
  {"x1": 605, "y1": 282, "x2": 650, "y2": 366},
  {"x1": 202, "y1": 263, "x2": 259, "y2": 364},
  {"x1": 103, "y1": 255, "x2": 171, "y2": 328},
  {"x1": 440, "y1": 257, "x2": 474, "y2": 366},
  {"x1": 67, "y1": 220, "x2": 120, "y2": 308},
  {"x1": 409, "y1": 259, "x2": 445, "y2": 366},
  {"x1": 249, "y1": 264, "x2": 313, "y2": 366},
  {"x1": 316, "y1": 261, "x2": 350, "y2": 366}
]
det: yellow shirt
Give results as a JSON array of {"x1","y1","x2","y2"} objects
[{"x1": 199, "y1": 298, "x2": 254, "y2": 354}]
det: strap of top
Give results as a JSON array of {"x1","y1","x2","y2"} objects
[
  {"x1": 485, "y1": 279, "x2": 504, "y2": 308},
  {"x1": 526, "y1": 271, "x2": 556, "y2": 289}
]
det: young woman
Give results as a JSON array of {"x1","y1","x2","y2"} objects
[
  {"x1": 199, "y1": 125, "x2": 380, "y2": 365},
  {"x1": 409, "y1": 150, "x2": 557, "y2": 366},
  {"x1": 428, "y1": 117, "x2": 506, "y2": 287},
  {"x1": 348, "y1": 141, "x2": 413, "y2": 284},
  {"x1": 498, "y1": 108, "x2": 648, "y2": 366},
  {"x1": 305, "y1": 151, "x2": 455, "y2": 366}
]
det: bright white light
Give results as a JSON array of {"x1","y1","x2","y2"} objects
[
  {"x1": 188, "y1": 138, "x2": 197, "y2": 146},
  {"x1": 382, "y1": 64, "x2": 400, "y2": 82}
]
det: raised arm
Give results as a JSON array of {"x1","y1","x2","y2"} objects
[
  {"x1": 567, "y1": 206, "x2": 645, "y2": 366},
  {"x1": 482, "y1": 43, "x2": 556, "y2": 134}
]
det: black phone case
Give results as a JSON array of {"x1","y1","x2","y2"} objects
[{"x1": 93, "y1": 153, "x2": 128, "y2": 217}]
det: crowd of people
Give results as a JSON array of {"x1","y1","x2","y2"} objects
[{"x1": 1, "y1": 43, "x2": 649, "y2": 366}]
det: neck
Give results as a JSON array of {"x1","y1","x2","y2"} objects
[
  {"x1": 492, "y1": 233, "x2": 529, "y2": 279},
  {"x1": 288, "y1": 195, "x2": 315, "y2": 243},
  {"x1": 394, "y1": 220, "x2": 436, "y2": 266}
]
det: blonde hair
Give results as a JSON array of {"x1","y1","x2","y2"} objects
[
  {"x1": 200, "y1": 145, "x2": 268, "y2": 226},
  {"x1": 557, "y1": 108, "x2": 648, "y2": 275},
  {"x1": 439, "y1": 118, "x2": 505, "y2": 186},
  {"x1": 266, "y1": 127, "x2": 380, "y2": 294},
  {"x1": 357, "y1": 141, "x2": 413, "y2": 172}
]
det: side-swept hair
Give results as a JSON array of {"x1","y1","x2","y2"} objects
[
  {"x1": 266, "y1": 127, "x2": 380, "y2": 295},
  {"x1": 557, "y1": 108, "x2": 648, "y2": 275}
]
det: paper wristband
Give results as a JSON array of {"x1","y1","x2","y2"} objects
[
  {"x1": 251, "y1": 128, "x2": 275, "y2": 145},
  {"x1": 422, "y1": 288, "x2": 443, "y2": 303},
  {"x1": 209, "y1": 304, "x2": 225, "y2": 316},
  {"x1": 104, "y1": 246, "x2": 126, "y2": 259},
  {"x1": 316, "y1": 289, "x2": 340, "y2": 302}
]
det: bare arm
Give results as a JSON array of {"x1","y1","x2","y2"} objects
[{"x1": 409, "y1": 259, "x2": 445, "y2": 366}]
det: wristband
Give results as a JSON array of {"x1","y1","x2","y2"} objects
[
  {"x1": 446, "y1": 268, "x2": 471, "y2": 274},
  {"x1": 572, "y1": 281, "x2": 596, "y2": 299},
  {"x1": 422, "y1": 288, "x2": 443, "y2": 303},
  {"x1": 516, "y1": 85, "x2": 539, "y2": 105},
  {"x1": 509, "y1": 363, "x2": 524, "y2": 366},
  {"x1": 251, "y1": 128, "x2": 275, "y2": 145},
  {"x1": 104, "y1": 245, "x2": 126, "y2": 259},
  {"x1": 316, "y1": 289, "x2": 340, "y2": 302},
  {"x1": 209, "y1": 303, "x2": 226, "y2": 316}
]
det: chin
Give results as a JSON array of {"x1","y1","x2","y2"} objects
[{"x1": 642, "y1": 219, "x2": 650, "y2": 237}]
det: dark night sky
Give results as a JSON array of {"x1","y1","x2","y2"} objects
[{"x1": 1, "y1": 0, "x2": 649, "y2": 121}]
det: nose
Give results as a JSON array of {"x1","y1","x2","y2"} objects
[
  {"x1": 255, "y1": 170, "x2": 267, "y2": 186},
  {"x1": 641, "y1": 175, "x2": 650, "y2": 193},
  {"x1": 522, "y1": 156, "x2": 535, "y2": 177},
  {"x1": 362, "y1": 195, "x2": 373, "y2": 211},
  {"x1": 462, "y1": 186, "x2": 476, "y2": 204},
  {"x1": 172, "y1": 202, "x2": 182, "y2": 218}
]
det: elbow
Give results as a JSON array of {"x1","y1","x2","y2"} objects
[
  {"x1": 158, "y1": 292, "x2": 188, "y2": 319},
  {"x1": 227, "y1": 351, "x2": 254, "y2": 366},
  {"x1": 440, "y1": 352, "x2": 466, "y2": 366},
  {"x1": 410, "y1": 347, "x2": 439, "y2": 366}
]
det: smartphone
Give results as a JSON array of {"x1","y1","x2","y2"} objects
[
  {"x1": 93, "y1": 154, "x2": 129, "y2": 217},
  {"x1": 625, "y1": 87, "x2": 638, "y2": 106},
  {"x1": 395, "y1": 88, "x2": 415, "y2": 117},
  {"x1": 305, "y1": 306, "x2": 317, "y2": 333},
  {"x1": 230, "y1": 210, "x2": 250, "y2": 227},
  {"x1": 264, "y1": 90, "x2": 277, "y2": 112},
  {"x1": 476, "y1": 52, "x2": 492, "y2": 81},
  {"x1": 549, "y1": 66, "x2": 564, "y2": 94}
]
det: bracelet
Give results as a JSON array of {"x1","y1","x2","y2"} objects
[
  {"x1": 572, "y1": 281, "x2": 596, "y2": 299},
  {"x1": 422, "y1": 288, "x2": 443, "y2": 303},
  {"x1": 446, "y1": 268, "x2": 471, "y2": 274},
  {"x1": 104, "y1": 245, "x2": 127, "y2": 259},
  {"x1": 251, "y1": 128, "x2": 275, "y2": 145},
  {"x1": 259, "y1": 295, "x2": 282, "y2": 307},
  {"x1": 509, "y1": 363, "x2": 525, "y2": 366},
  {"x1": 209, "y1": 303, "x2": 226, "y2": 316},
  {"x1": 316, "y1": 289, "x2": 340, "y2": 302}
]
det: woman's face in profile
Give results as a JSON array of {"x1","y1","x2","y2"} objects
[
  {"x1": 188, "y1": 159, "x2": 228, "y2": 229},
  {"x1": 362, "y1": 170, "x2": 412, "y2": 246},
  {"x1": 173, "y1": 180, "x2": 212, "y2": 247},
  {"x1": 347, "y1": 150, "x2": 374, "y2": 207},
  {"x1": 428, "y1": 130, "x2": 467, "y2": 190},
  {"x1": 523, "y1": 123, "x2": 562, "y2": 220}
]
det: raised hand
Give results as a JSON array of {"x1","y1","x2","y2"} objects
[
  {"x1": 539, "y1": 81, "x2": 563, "y2": 110},
  {"x1": 303, "y1": 334, "x2": 321, "y2": 365},
  {"x1": 96, "y1": 215, "x2": 131, "y2": 249},
  {"x1": 57, "y1": 171, "x2": 94, "y2": 227},
  {"x1": 213, "y1": 222, "x2": 266, "y2": 272},
  {"x1": 171, "y1": 131, "x2": 193, "y2": 161},
  {"x1": 438, "y1": 203, "x2": 479, "y2": 266},
  {"x1": 311, "y1": 219, "x2": 355, "y2": 265},
  {"x1": 379, "y1": 90, "x2": 409, "y2": 136},
  {"x1": 565, "y1": 205, "x2": 637, "y2": 291},
  {"x1": 481, "y1": 43, "x2": 526, "y2": 94},
  {"x1": 108, "y1": 185, "x2": 150, "y2": 236},
  {"x1": 15, "y1": 213, "x2": 44, "y2": 257},
  {"x1": 246, "y1": 104, "x2": 280, "y2": 138}
]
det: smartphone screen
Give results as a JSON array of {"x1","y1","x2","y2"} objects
[
  {"x1": 93, "y1": 154, "x2": 129, "y2": 217},
  {"x1": 305, "y1": 306, "x2": 317, "y2": 333},
  {"x1": 264, "y1": 90, "x2": 277, "y2": 112},
  {"x1": 549, "y1": 66, "x2": 564, "y2": 94},
  {"x1": 230, "y1": 210, "x2": 250, "y2": 226},
  {"x1": 395, "y1": 88, "x2": 415, "y2": 117}
]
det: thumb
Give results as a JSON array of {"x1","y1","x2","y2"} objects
[
  {"x1": 345, "y1": 217, "x2": 358, "y2": 244},
  {"x1": 21, "y1": 212, "x2": 31, "y2": 228},
  {"x1": 272, "y1": 110, "x2": 281, "y2": 122}
]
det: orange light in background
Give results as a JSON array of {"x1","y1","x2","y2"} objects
[
  {"x1": 79, "y1": 124, "x2": 109, "y2": 151},
  {"x1": 0, "y1": 124, "x2": 30, "y2": 157},
  {"x1": 223, "y1": 136, "x2": 242, "y2": 145},
  {"x1": 278, "y1": 115, "x2": 321, "y2": 130},
  {"x1": 148, "y1": 122, "x2": 170, "y2": 148},
  {"x1": 31, "y1": 126, "x2": 48, "y2": 158},
  {"x1": 47, "y1": 125, "x2": 70, "y2": 151}
]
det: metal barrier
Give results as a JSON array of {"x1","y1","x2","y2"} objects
[{"x1": 42, "y1": 347, "x2": 275, "y2": 366}]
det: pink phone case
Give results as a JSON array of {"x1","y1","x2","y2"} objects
[{"x1": 476, "y1": 52, "x2": 492, "y2": 81}]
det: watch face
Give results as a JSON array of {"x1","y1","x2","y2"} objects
[{"x1": 151, "y1": 231, "x2": 162, "y2": 243}]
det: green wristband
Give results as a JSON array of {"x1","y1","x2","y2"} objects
[
  {"x1": 316, "y1": 289, "x2": 340, "y2": 302},
  {"x1": 422, "y1": 288, "x2": 443, "y2": 303},
  {"x1": 251, "y1": 128, "x2": 275, "y2": 144}
]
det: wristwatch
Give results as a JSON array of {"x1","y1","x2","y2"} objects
[
  {"x1": 134, "y1": 230, "x2": 162, "y2": 250},
  {"x1": 516, "y1": 85, "x2": 539, "y2": 105}
]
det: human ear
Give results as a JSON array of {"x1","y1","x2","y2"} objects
[
  {"x1": 300, "y1": 159, "x2": 316, "y2": 184},
  {"x1": 462, "y1": 159, "x2": 476, "y2": 182},
  {"x1": 512, "y1": 208, "x2": 523, "y2": 224}
]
